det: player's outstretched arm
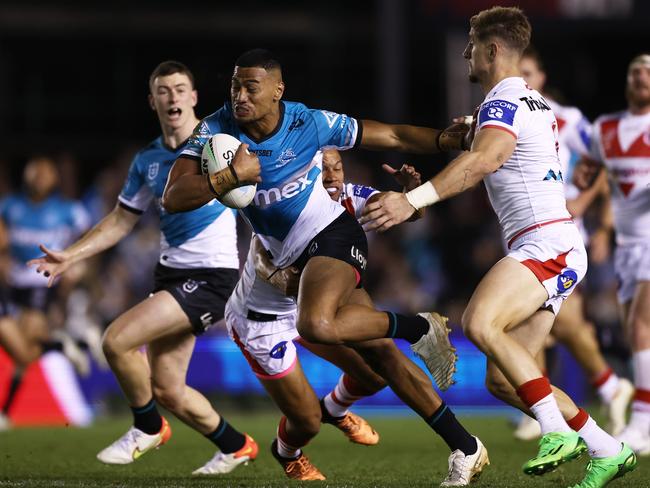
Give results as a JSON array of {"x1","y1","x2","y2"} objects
[
  {"x1": 27, "y1": 204, "x2": 140, "y2": 287},
  {"x1": 381, "y1": 163, "x2": 425, "y2": 220},
  {"x1": 360, "y1": 128, "x2": 514, "y2": 232},
  {"x1": 163, "y1": 144, "x2": 261, "y2": 213},
  {"x1": 360, "y1": 120, "x2": 471, "y2": 154}
]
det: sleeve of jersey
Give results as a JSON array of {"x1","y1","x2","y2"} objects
[
  {"x1": 565, "y1": 112, "x2": 592, "y2": 157},
  {"x1": 117, "y1": 156, "x2": 153, "y2": 215},
  {"x1": 310, "y1": 109, "x2": 360, "y2": 150},
  {"x1": 477, "y1": 98, "x2": 522, "y2": 139},
  {"x1": 180, "y1": 119, "x2": 213, "y2": 160},
  {"x1": 351, "y1": 185, "x2": 379, "y2": 219},
  {"x1": 587, "y1": 120, "x2": 604, "y2": 164}
]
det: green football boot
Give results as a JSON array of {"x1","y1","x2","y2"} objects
[
  {"x1": 523, "y1": 431, "x2": 587, "y2": 476},
  {"x1": 568, "y1": 443, "x2": 637, "y2": 488}
]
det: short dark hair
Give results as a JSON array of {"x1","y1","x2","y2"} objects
[
  {"x1": 149, "y1": 60, "x2": 195, "y2": 90},
  {"x1": 235, "y1": 49, "x2": 282, "y2": 72},
  {"x1": 470, "y1": 6, "x2": 532, "y2": 54},
  {"x1": 522, "y1": 46, "x2": 544, "y2": 71}
]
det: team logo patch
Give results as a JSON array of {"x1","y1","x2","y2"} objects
[
  {"x1": 275, "y1": 148, "x2": 297, "y2": 168},
  {"x1": 270, "y1": 341, "x2": 288, "y2": 359},
  {"x1": 479, "y1": 99, "x2": 518, "y2": 126},
  {"x1": 543, "y1": 169, "x2": 564, "y2": 182},
  {"x1": 308, "y1": 241, "x2": 318, "y2": 256},
  {"x1": 182, "y1": 279, "x2": 199, "y2": 293},
  {"x1": 148, "y1": 162, "x2": 159, "y2": 180},
  {"x1": 557, "y1": 269, "x2": 578, "y2": 292}
]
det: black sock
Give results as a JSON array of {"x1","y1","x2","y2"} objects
[
  {"x1": 425, "y1": 403, "x2": 477, "y2": 455},
  {"x1": 385, "y1": 312, "x2": 429, "y2": 344},
  {"x1": 131, "y1": 398, "x2": 163, "y2": 434},
  {"x1": 319, "y1": 398, "x2": 344, "y2": 423},
  {"x1": 40, "y1": 340, "x2": 64, "y2": 353},
  {"x1": 205, "y1": 417, "x2": 246, "y2": 454},
  {"x1": 2, "y1": 369, "x2": 24, "y2": 415}
]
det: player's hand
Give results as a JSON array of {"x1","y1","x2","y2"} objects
[
  {"x1": 231, "y1": 143, "x2": 262, "y2": 185},
  {"x1": 382, "y1": 163, "x2": 422, "y2": 191},
  {"x1": 360, "y1": 191, "x2": 415, "y2": 232},
  {"x1": 589, "y1": 228, "x2": 611, "y2": 264},
  {"x1": 572, "y1": 157, "x2": 602, "y2": 190},
  {"x1": 26, "y1": 244, "x2": 72, "y2": 287}
]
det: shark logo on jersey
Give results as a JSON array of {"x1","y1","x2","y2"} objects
[
  {"x1": 148, "y1": 162, "x2": 160, "y2": 180},
  {"x1": 275, "y1": 148, "x2": 297, "y2": 168}
]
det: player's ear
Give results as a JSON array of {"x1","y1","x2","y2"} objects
[
  {"x1": 148, "y1": 94, "x2": 156, "y2": 111},
  {"x1": 274, "y1": 81, "x2": 285, "y2": 102},
  {"x1": 488, "y1": 42, "x2": 497, "y2": 61},
  {"x1": 191, "y1": 89, "x2": 198, "y2": 108}
]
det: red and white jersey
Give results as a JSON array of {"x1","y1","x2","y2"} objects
[
  {"x1": 548, "y1": 99, "x2": 592, "y2": 201},
  {"x1": 589, "y1": 110, "x2": 650, "y2": 245},
  {"x1": 338, "y1": 183, "x2": 379, "y2": 219},
  {"x1": 476, "y1": 77, "x2": 571, "y2": 243}
]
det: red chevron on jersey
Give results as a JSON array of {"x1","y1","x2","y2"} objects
[
  {"x1": 601, "y1": 119, "x2": 650, "y2": 158},
  {"x1": 619, "y1": 182, "x2": 635, "y2": 197}
]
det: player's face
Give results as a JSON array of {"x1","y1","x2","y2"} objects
[
  {"x1": 321, "y1": 149, "x2": 344, "y2": 201},
  {"x1": 149, "y1": 73, "x2": 197, "y2": 130},
  {"x1": 626, "y1": 64, "x2": 650, "y2": 108},
  {"x1": 24, "y1": 157, "x2": 58, "y2": 199},
  {"x1": 464, "y1": 30, "x2": 489, "y2": 84},
  {"x1": 231, "y1": 67, "x2": 284, "y2": 124},
  {"x1": 519, "y1": 57, "x2": 546, "y2": 91}
]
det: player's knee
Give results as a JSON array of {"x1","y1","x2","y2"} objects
[
  {"x1": 287, "y1": 410, "x2": 321, "y2": 438},
  {"x1": 354, "y1": 341, "x2": 397, "y2": 379},
  {"x1": 297, "y1": 316, "x2": 340, "y2": 345},
  {"x1": 152, "y1": 383, "x2": 185, "y2": 412},
  {"x1": 461, "y1": 313, "x2": 495, "y2": 350},
  {"x1": 485, "y1": 372, "x2": 515, "y2": 402},
  {"x1": 630, "y1": 315, "x2": 650, "y2": 348}
]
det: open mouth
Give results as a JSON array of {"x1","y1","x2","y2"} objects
[
  {"x1": 167, "y1": 107, "x2": 182, "y2": 120},
  {"x1": 234, "y1": 104, "x2": 251, "y2": 116},
  {"x1": 325, "y1": 186, "x2": 338, "y2": 194}
]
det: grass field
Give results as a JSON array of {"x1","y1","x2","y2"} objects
[{"x1": 0, "y1": 412, "x2": 647, "y2": 487}]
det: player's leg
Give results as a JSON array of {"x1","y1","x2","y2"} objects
[
  {"x1": 298, "y1": 339, "x2": 383, "y2": 445},
  {"x1": 552, "y1": 291, "x2": 633, "y2": 435},
  {"x1": 617, "y1": 281, "x2": 650, "y2": 455}
]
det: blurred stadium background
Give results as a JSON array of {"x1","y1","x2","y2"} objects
[{"x1": 0, "y1": 0, "x2": 648, "y2": 484}]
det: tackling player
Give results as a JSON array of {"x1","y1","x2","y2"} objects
[
  {"x1": 511, "y1": 47, "x2": 633, "y2": 440},
  {"x1": 29, "y1": 61, "x2": 257, "y2": 473},
  {"x1": 575, "y1": 53, "x2": 650, "y2": 456},
  {"x1": 163, "y1": 50, "x2": 488, "y2": 486},
  {"x1": 362, "y1": 7, "x2": 636, "y2": 488}
]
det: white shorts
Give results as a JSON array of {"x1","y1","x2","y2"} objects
[
  {"x1": 507, "y1": 221, "x2": 587, "y2": 315},
  {"x1": 614, "y1": 242, "x2": 650, "y2": 304},
  {"x1": 224, "y1": 301, "x2": 299, "y2": 380}
]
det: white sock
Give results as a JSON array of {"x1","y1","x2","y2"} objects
[
  {"x1": 632, "y1": 349, "x2": 650, "y2": 391},
  {"x1": 596, "y1": 373, "x2": 620, "y2": 404},
  {"x1": 530, "y1": 393, "x2": 572, "y2": 434},
  {"x1": 628, "y1": 409, "x2": 650, "y2": 433},
  {"x1": 323, "y1": 375, "x2": 364, "y2": 418},
  {"x1": 578, "y1": 416, "x2": 623, "y2": 458},
  {"x1": 276, "y1": 436, "x2": 301, "y2": 459}
]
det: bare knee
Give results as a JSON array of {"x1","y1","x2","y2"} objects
[
  {"x1": 152, "y1": 382, "x2": 185, "y2": 412},
  {"x1": 297, "y1": 315, "x2": 340, "y2": 345},
  {"x1": 462, "y1": 311, "x2": 496, "y2": 351},
  {"x1": 101, "y1": 325, "x2": 133, "y2": 360},
  {"x1": 288, "y1": 409, "x2": 321, "y2": 438},
  {"x1": 630, "y1": 315, "x2": 650, "y2": 349},
  {"x1": 485, "y1": 371, "x2": 517, "y2": 403},
  {"x1": 354, "y1": 341, "x2": 398, "y2": 377}
]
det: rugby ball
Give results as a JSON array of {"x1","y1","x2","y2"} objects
[{"x1": 201, "y1": 133, "x2": 257, "y2": 209}]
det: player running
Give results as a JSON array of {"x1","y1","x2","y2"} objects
[
  {"x1": 574, "y1": 53, "x2": 650, "y2": 457},
  {"x1": 163, "y1": 49, "x2": 488, "y2": 486},
  {"x1": 511, "y1": 47, "x2": 633, "y2": 440},
  {"x1": 361, "y1": 7, "x2": 636, "y2": 488},
  {"x1": 29, "y1": 61, "x2": 257, "y2": 473},
  {"x1": 0, "y1": 157, "x2": 90, "y2": 428}
]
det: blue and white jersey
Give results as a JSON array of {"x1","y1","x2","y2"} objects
[
  {"x1": 0, "y1": 194, "x2": 90, "y2": 287},
  {"x1": 181, "y1": 101, "x2": 360, "y2": 267},
  {"x1": 119, "y1": 136, "x2": 238, "y2": 270}
]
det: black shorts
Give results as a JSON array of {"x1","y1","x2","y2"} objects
[
  {"x1": 292, "y1": 211, "x2": 368, "y2": 287},
  {"x1": 153, "y1": 264, "x2": 239, "y2": 336},
  {"x1": 8, "y1": 286, "x2": 54, "y2": 313}
]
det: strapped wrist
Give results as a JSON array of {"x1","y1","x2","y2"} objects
[
  {"x1": 405, "y1": 181, "x2": 440, "y2": 210},
  {"x1": 207, "y1": 167, "x2": 239, "y2": 197}
]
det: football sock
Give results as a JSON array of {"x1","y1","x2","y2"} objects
[
  {"x1": 205, "y1": 417, "x2": 246, "y2": 454},
  {"x1": 425, "y1": 403, "x2": 477, "y2": 455},
  {"x1": 276, "y1": 416, "x2": 303, "y2": 458},
  {"x1": 130, "y1": 398, "x2": 163, "y2": 435},
  {"x1": 631, "y1": 349, "x2": 650, "y2": 429},
  {"x1": 322, "y1": 374, "x2": 371, "y2": 420},
  {"x1": 568, "y1": 408, "x2": 621, "y2": 458},
  {"x1": 384, "y1": 312, "x2": 429, "y2": 344},
  {"x1": 1, "y1": 368, "x2": 24, "y2": 415},
  {"x1": 516, "y1": 377, "x2": 571, "y2": 434},
  {"x1": 592, "y1": 368, "x2": 620, "y2": 404}
]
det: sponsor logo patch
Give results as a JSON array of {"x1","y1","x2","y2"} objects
[
  {"x1": 270, "y1": 341, "x2": 288, "y2": 359},
  {"x1": 557, "y1": 269, "x2": 578, "y2": 292},
  {"x1": 479, "y1": 99, "x2": 518, "y2": 126}
]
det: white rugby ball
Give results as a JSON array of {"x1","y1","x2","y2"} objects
[{"x1": 201, "y1": 133, "x2": 257, "y2": 209}]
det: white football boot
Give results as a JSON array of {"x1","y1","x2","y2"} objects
[
  {"x1": 513, "y1": 415, "x2": 542, "y2": 441},
  {"x1": 605, "y1": 378, "x2": 634, "y2": 436},
  {"x1": 440, "y1": 436, "x2": 490, "y2": 486},
  {"x1": 411, "y1": 312, "x2": 457, "y2": 391},
  {"x1": 616, "y1": 423, "x2": 650, "y2": 456},
  {"x1": 192, "y1": 434, "x2": 259, "y2": 475},
  {"x1": 97, "y1": 417, "x2": 172, "y2": 464}
]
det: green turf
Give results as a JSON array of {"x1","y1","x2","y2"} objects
[{"x1": 0, "y1": 413, "x2": 647, "y2": 487}]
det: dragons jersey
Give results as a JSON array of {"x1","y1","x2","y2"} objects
[
  {"x1": 589, "y1": 110, "x2": 650, "y2": 245},
  {"x1": 476, "y1": 77, "x2": 571, "y2": 242},
  {"x1": 118, "y1": 136, "x2": 238, "y2": 269},
  {"x1": 181, "y1": 101, "x2": 360, "y2": 268},
  {"x1": 0, "y1": 193, "x2": 90, "y2": 287},
  {"x1": 228, "y1": 179, "x2": 378, "y2": 317}
]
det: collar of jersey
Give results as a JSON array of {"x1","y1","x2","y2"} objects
[
  {"x1": 239, "y1": 101, "x2": 286, "y2": 145},
  {"x1": 489, "y1": 76, "x2": 525, "y2": 98}
]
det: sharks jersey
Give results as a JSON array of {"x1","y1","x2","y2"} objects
[
  {"x1": 0, "y1": 194, "x2": 89, "y2": 287},
  {"x1": 119, "y1": 136, "x2": 238, "y2": 269},
  {"x1": 181, "y1": 101, "x2": 360, "y2": 268}
]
